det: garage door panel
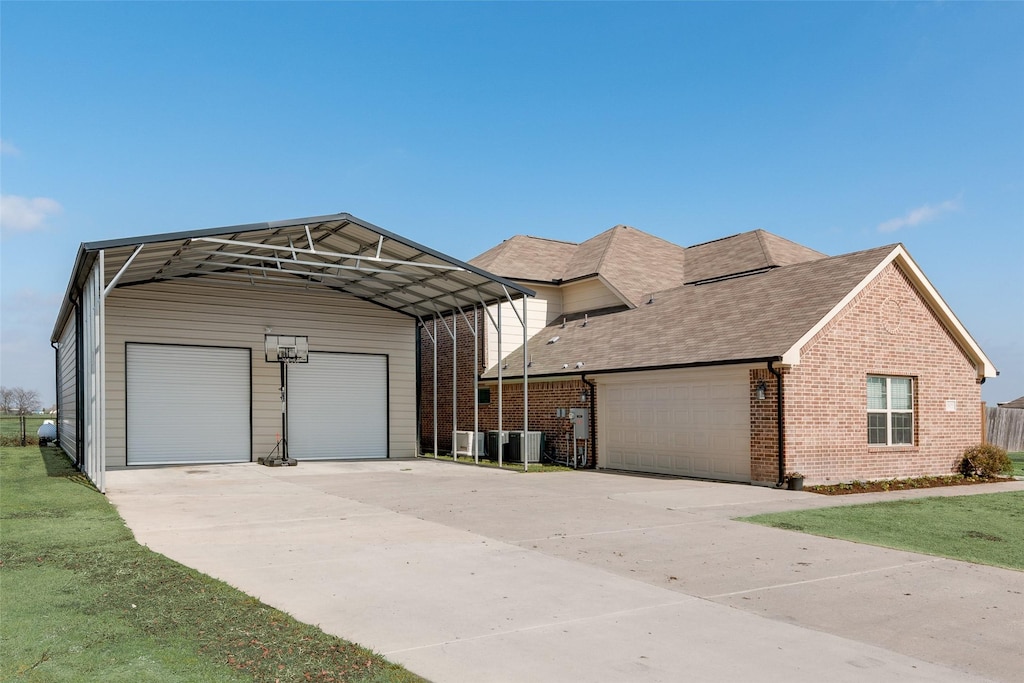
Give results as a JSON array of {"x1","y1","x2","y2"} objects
[
  {"x1": 127, "y1": 344, "x2": 250, "y2": 465},
  {"x1": 288, "y1": 352, "x2": 387, "y2": 460},
  {"x1": 600, "y1": 372, "x2": 750, "y2": 483}
]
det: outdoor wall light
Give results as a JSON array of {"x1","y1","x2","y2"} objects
[
  {"x1": 756, "y1": 380, "x2": 767, "y2": 401},
  {"x1": 580, "y1": 390, "x2": 589, "y2": 403}
]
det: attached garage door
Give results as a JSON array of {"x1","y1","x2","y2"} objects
[
  {"x1": 599, "y1": 369, "x2": 750, "y2": 482},
  {"x1": 127, "y1": 344, "x2": 251, "y2": 465},
  {"x1": 287, "y1": 352, "x2": 387, "y2": 459}
]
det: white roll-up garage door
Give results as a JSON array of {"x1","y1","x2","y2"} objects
[
  {"x1": 287, "y1": 352, "x2": 387, "y2": 459},
  {"x1": 599, "y1": 368, "x2": 750, "y2": 482},
  {"x1": 126, "y1": 344, "x2": 251, "y2": 465}
]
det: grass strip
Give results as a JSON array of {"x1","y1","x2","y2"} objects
[
  {"x1": 739, "y1": 491, "x2": 1024, "y2": 571},
  {"x1": 420, "y1": 453, "x2": 574, "y2": 472},
  {"x1": 1010, "y1": 452, "x2": 1024, "y2": 477},
  {"x1": 0, "y1": 445, "x2": 427, "y2": 683}
]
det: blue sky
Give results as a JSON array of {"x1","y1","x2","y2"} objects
[{"x1": 2, "y1": 2, "x2": 1022, "y2": 406}]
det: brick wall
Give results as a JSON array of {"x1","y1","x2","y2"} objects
[
  {"x1": 750, "y1": 367, "x2": 786, "y2": 484},
  {"x1": 780, "y1": 262, "x2": 982, "y2": 484},
  {"x1": 474, "y1": 379, "x2": 596, "y2": 466},
  {"x1": 419, "y1": 312, "x2": 596, "y2": 465},
  {"x1": 419, "y1": 312, "x2": 482, "y2": 452}
]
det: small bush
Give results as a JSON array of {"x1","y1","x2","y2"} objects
[{"x1": 960, "y1": 443, "x2": 1012, "y2": 478}]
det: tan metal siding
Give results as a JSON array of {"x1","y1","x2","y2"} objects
[
  {"x1": 485, "y1": 290, "x2": 558, "y2": 369},
  {"x1": 57, "y1": 315, "x2": 77, "y2": 457},
  {"x1": 103, "y1": 280, "x2": 416, "y2": 467},
  {"x1": 562, "y1": 278, "x2": 622, "y2": 314}
]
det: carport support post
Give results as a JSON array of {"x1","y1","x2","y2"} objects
[
  {"x1": 433, "y1": 309, "x2": 457, "y2": 459},
  {"x1": 522, "y1": 295, "x2": 529, "y2": 472},
  {"x1": 473, "y1": 307, "x2": 479, "y2": 463},
  {"x1": 457, "y1": 305, "x2": 481, "y2": 464},
  {"x1": 417, "y1": 315, "x2": 439, "y2": 459},
  {"x1": 97, "y1": 250, "x2": 106, "y2": 493},
  {"x1": 502, "y1": 286, "x2": 530, "y2": 472},
  {"x1": 452, "y1": 312, "x2": 457, "y2": 460},
  {"x1": 433, "y1": 318, "x2": 438, "y2": 459},
  {"x1": 497, "y1": 301, "x2": 503, "y2": 468}
]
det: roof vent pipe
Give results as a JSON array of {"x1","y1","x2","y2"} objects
[{"x1": 582, "y1": 314, "x2": 588, "y2": 327}]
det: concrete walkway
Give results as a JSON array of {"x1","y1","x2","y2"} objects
[{"x1": 105, "y1": 460, "x2": 1024, "y2": 682}]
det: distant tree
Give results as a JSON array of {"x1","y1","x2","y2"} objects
[
  {"x1": 10, "y1": 387, "x2": 41, "y2": 415},
  {"x1": 0, "y1": 386, "x2": 13, "y2": 414}
]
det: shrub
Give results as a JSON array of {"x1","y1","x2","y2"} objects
[{"x1": 960, "y1": 443, "x2": 1012, "y2": 478}]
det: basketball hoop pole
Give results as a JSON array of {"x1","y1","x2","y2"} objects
[
  {"x1": 259, "y1": 333, "x2": 306, "y2": 467},
  {"x1": 280, "y1": 360, "x2": 289, "y2": 461}
]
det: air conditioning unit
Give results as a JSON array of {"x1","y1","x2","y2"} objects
[
  {"x1": 486, "y1": 430, "x2": 511, "y2": 459},
  {"x1": 453, "y1": 431, "x2": 484, "y2": 457},
  {"x1": 506, "y1": 431, "x2": 544, "y2": 463}
]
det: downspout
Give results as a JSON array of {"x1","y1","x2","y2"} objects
[
  {"x1": 581, "y1": 374, "x2": 596, "y2": 468},
  {"x1": 768, "y1": 360, "x2": 785, "y2": 487}
]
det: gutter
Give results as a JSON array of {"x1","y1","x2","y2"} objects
[
  {"x1": 768, "y1": 359, "x2": 785, "y2": 487},
  {"x1": 481, "y1": 355, "x2": 782, "y2": 382}
]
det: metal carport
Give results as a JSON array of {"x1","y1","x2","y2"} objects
[{"x1": 50, "y1": 212, "x2": 535, "y2": 492}]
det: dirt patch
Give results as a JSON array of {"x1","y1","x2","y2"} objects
[{"x1": 806, "y1": 475, "x2": 1012, "y2": 495}]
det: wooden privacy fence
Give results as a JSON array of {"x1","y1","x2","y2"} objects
[{"x1": 987, "y1": 407, "x2": 1024, "y2": 452}]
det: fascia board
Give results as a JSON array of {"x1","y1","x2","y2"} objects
[{"x1": 892, "y1": 246, "x2": 997, "y2": 379}]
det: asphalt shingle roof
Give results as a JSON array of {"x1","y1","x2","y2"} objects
[
  {"x1": 482, "y1": 244, "x2": 896, "y2": 378},
  {"x1": 683, "y1": 230, "x2": 826, "y2": 283},
  {"x1": 470, "y1": 226, "x2": 825, "y2": 309},
  {"x1": 470, "y1": 235, "x2": 577, "y2": 283}
]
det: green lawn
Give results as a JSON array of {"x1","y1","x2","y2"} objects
[
  {"x1": 0, "y1": 445, "x2": 427, "y2": 683},
  {"x1": 740, "y1": 491, "x2": 1024, "y2": 571},
  {"x1": 0, "y1": 414, "x2": 49, "y2": 443},
  {"x1": 1010, "y1": 452, "x2": 1024, "y2": 477}
]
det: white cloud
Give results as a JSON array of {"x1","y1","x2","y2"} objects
[
  {"x1": 0, "y1": 195, "x2": 63, "y2": 235},
  {"x1": 0, "y1": 139, "x2": 21, "y2": 155},
  {"x1": 877, "y1": 198, "x2": 961, "y2": 233}
]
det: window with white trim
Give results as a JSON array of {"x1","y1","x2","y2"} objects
[{"x1": 867, "y1": 376, "x2": 914, "y2": 445}]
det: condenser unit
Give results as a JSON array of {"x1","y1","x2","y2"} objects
[
  {"x1": 506, "y1": 431, "x2": 544, "y2": 463},
  {"x1": 485, "y1": 430, "x2": 511, "y2": 459}
]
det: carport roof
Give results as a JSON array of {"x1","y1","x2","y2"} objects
[{"x1": 52, "y1": 212, "x2": 534, "y2": 341}]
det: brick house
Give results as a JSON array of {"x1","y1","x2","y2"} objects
[{"x1": 419, "y1": 225, "x2": 996, "y2": 486}]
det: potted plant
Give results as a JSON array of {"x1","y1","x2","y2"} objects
[{"x1": 786, "y1": 472, "x2": 804, "y2": 491}]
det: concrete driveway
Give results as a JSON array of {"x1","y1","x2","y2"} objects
[{"x1": 105, "y1": 460, "x2": 1024, "y2": 682}]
